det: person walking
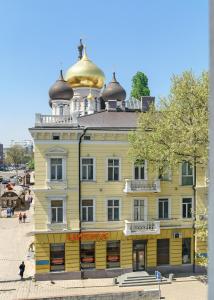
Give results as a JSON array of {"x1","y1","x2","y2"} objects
[
  {"x1": 18, "y1": 212, "x2": 22, "y2": 223},
  {"x1": 22, "y1": 212, "x2": 27, "y2": 223},
  {"x1": 19, "y1": 261, "x2": 25, "y2": 280}
]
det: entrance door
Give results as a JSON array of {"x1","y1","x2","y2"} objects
[{"x1": 133, "y1": 240, "x2": 146, "y2": 271}]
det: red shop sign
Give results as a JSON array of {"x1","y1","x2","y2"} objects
[{"x1": 66, "y1": 232, "x2": 109, "y2": 241}]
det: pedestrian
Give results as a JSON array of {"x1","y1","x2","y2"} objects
[
  {"x1": 23, "y1": 212, "x2": 27, "y2": 223},
  {"x1": 19, "y1": 212, "x2": 22, "y2": 223},
  {"x1": 19, "y1": 261, "x2": 25, "y2": 280},
  {"x1": 29, "y1": 189, "x2": 31, "y2": 195}
]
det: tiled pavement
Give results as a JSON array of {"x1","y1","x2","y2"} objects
[{"x1": 0, "y1": 276, "x2": 207, "y2": 300}]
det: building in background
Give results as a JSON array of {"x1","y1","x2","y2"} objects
[{"x1": 29, "y1": 41, "x2": 207, "y2": 280}]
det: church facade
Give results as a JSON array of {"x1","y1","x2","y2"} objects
[{"x1": 29, "y1": 41, "x2": 207, "y2": 280}]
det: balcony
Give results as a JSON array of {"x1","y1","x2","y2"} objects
[
  {"x1": 35, "y1": 113, "x2": 78, "y2": 127},
  {"x1": 124, "y1": 220, "x2": 160, "y2": 236},
  {"x1": 123, "y1": 179, "x2": 161, "y2": 193}
]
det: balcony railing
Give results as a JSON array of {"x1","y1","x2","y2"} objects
[
  {"x1": 124, "y1": 220, "x2": 160, "y2": 236},
  {"x1": 35, "y1": 113, "x2": 78, "y2": 127},
  {"x1": 123, "y1": 179, "x2": 161, "y2": 193}
]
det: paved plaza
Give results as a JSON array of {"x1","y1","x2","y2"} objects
[{"x1": 0, "y1": 276, "x2": 207, "y2": 300}]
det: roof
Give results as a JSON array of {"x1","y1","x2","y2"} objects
[{"x1": 78, "y1": 111, "x2": 139, "y2": 129}]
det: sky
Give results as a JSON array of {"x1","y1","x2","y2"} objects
[{"x1": 0, "y1": 0, "x2": 208, "y2": 147}]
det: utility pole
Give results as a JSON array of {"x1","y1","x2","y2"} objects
[{"x1": 208, "y1": 0, "x2": 214, "y2": 298}]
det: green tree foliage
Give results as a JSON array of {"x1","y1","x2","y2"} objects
[
  {"x1": 6, "y1": 145, "x2": 26, "y2": 166},
  {"x1": 131, "y1": 72, "x2": 150, "y2": 99},
  {"x1": 196, "y1": 210, "x2": 208, "y2": 267},
  {"x1": 129, "y1": 70, "x2": 208, "y2": 168}
]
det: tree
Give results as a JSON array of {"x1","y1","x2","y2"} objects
[
  {"x1": 131, "y1": 72, "x2": 150, "y2": 99},
  {"x1": 195, "y1": 210, "x2": 208, "y2": 268},
  {"x1": 6, "y1": 145, "x2": 29, "y2": 175},
  {"x1": 129, "y1": 70, "x2": 208, "y2": 272},
  {"x1": 129, "y1": 70, "x2": 208, "y2": 168}
]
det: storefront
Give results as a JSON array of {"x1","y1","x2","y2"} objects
[{"x1": 34, "y1": 228, "x2": 194, "y2": 280}]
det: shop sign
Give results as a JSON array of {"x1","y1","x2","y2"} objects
[{"x1": 66, "y1": 232, "x2": 109, "y2": 241}]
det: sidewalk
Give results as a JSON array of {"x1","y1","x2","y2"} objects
[
  {"x1": 0, "y1": 276, "x2": 207, "y2": 300},
  {"x1": 0, "y1": 193, "x2": 35, "y2": 281}
]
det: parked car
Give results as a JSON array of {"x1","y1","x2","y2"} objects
[{"x1": 2, "y1": 178, "x2": 10, "y2": 184}]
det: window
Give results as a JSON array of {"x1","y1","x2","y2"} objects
[
  {"x1": 157, "y1": 239, "x2": 169, "y2": 265},
  {"x1": 108, "y1": 159, "x2": 120, "y2": 181},
  {"x1": 51, "y1": 200, "x2": 63, "y2": 223},
  {"x1": 81, "y1": 199, "x2": 94, "y2": 222},
  {"x1": 52, "y1": 134, "x2": 60, "y2": 140},
  {"x1": 108, "y1": 199, "x2": 120, "y2": 221},
  {"x1": 59, "y1": 105, "x2": 64, "y2": 116},
  {"x1": 81, "y1": 158, "x2": 94, "y2": 181},
  {"x1": 134, "y1": 161, "x2": 145, "y2": 180},
  {"x1": 182, "y1": 198, "x2": 192, "y2": 218},
  {"x1": 50, "y1": 243, "x2": 65, "y2": 271},
  {"x1": 182, "y1": 238, "x2": 191, "y2": 264},
  {"x1": 158, "y1": 199, "x2": 169, "y2": 219},
  {"x1": 181, "y1": 162, "x2": 193, "y2": 185},
  {"x1": 50, "y1": 158, "x2": 62, "y2": 180},
  {"x1": 134, "y1": 199, "x2": 145, "y2": 221},
  {"x1": 84, "y1": 135, "x2": 91, "y2": 141},
  {"x1": 80, "y1": 242, "x2": 95, "y2": 269},
  {"x1": 107, "y1": 241, "x2": 120, "y2": 268}
]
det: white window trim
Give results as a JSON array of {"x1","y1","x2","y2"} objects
[
  {"x1": 157, "y1": 197, "x2": 171, "y2": 220},
  {"x1": 80, "y1": 157, "x2": 96, "y2": 181},
  {"x1": 106, "y1": 157, "x2": 121, "y2": 181},
  {"x1": 81, "y1": 197, "x2": 96, "y2": 222},
  {"x1": 47, "y1": 195, "x2": 67, "y2": 225},
  {"x1": 132, "y1": 161, "x2": 148, "y2": 180},
  {"x1": 181, "y1": 196, "x2": 193, "y2": 219},
  {"x1": 180, "y1": 162, "x2": 194, "y2": 186},
  {"x1": 45, "y1": 147, "x2": 67, "y2": 183},
  {"x1": 106, "y1": 198, "x2": 121, "y2": 221},
  {"x1": 132, "y1": 198, "x2": 148, "y2": 221}
]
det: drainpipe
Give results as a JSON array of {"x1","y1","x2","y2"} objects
[{"x1": 78, "y1": 127, "x2": 88, "y2": 278}]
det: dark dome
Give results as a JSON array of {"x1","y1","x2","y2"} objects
[
  {"x1": 49, "y1": 70, "x2": 74, "y2": 102},
  {"x1": 101, "y1": 72, "x2": 126, "y2": 101}
]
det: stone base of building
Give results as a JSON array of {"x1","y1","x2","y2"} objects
[{"x1": 35, "y1": 268, "x2": 132, "y2": 281}]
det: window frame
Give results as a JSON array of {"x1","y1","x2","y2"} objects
[
  {"x1": 81, "y1": 157, "x2": 96, "y2": 181},
  {"x1": 133, "y1": 198, "x2": 148, "y2": 221},
  {"x1": 47, "y1": 195, "x2": 67, "y2": 225},
  {"x1": 133, "y1": 160, "x2": 148, "y2": 180},
  {"x1": 157, "y1": 198, "x2": 171, "y2": 220},
  {"x1": 50, "y1": 158, "x2": 63, "y2": 181},
  {"x1": 45, "y1": 147, "x2": 67, "y2": 183},
  {"x1": 182, "y1": 197, "x2": 193, "y2": 219},
  {"x1": 106, "y1": 157, "x2": 121, "y2": 181},
  {"x1": 181, "y1": 161, "x2": 194, "y2": 186},
  {"x1": 106, "y1": 198, "x2": 121, "y2": 221},
  {"x1": 81, "y1": 198, "x2": 96, "y2": 222}
]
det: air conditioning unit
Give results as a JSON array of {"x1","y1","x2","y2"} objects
[{"x1": 173, "y1": 232, "x2": 182, "y2": 239}]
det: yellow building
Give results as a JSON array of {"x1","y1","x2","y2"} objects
[{"x1": 29, "y1": 42, "x2": 207, "y2": 280}]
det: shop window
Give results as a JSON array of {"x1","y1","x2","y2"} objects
[
  {"x1": 182, "y1": 238, "x2": 191, "y2": 264},
  {"x1": 134, "y1": 199, "x2": 145, "y2": 221},
  {"x1": 81, "y1": 199, "x2": 94, "y2": 222},
  {"x1": 182, "y1": 198, "x2": 192, "y2": 218},
  {"x1": 81, "y1": 158, "x2": 95, "y2": 180},
  {"x1": 157, "y1": 239, "x2": 169, "y2": 265},
  {"x1": 107, "y1": 158, "x2": 120, "y2": 181},
  {"x1": 51, "y1": 200, "x2": 63, "y2": 223},
  {"x1": 80, "y1": 242, "x2": 95, "y2": 269},
  {"x1": 50, "y1": 243, "x2": 65, "y2": 272},
  {"x1": 107, "y1": 199, "x2": 120, "y2": 221},
  {"x1": 158, "y1": 198, "x2": 169, "y2": 219},
  {"x1": 181, "y1": 162, "x2": 193, "y2": 185},
  {"x1": 50, "y1": 158, "x2": 62, "y2": 180},
  {"x1": 106, "y1": 241, "x2": 120, "y2": 268}
]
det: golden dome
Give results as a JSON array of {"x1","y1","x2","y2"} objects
[{"x1": 65, "y1": 47, "x2": 105, "y2": 89}]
